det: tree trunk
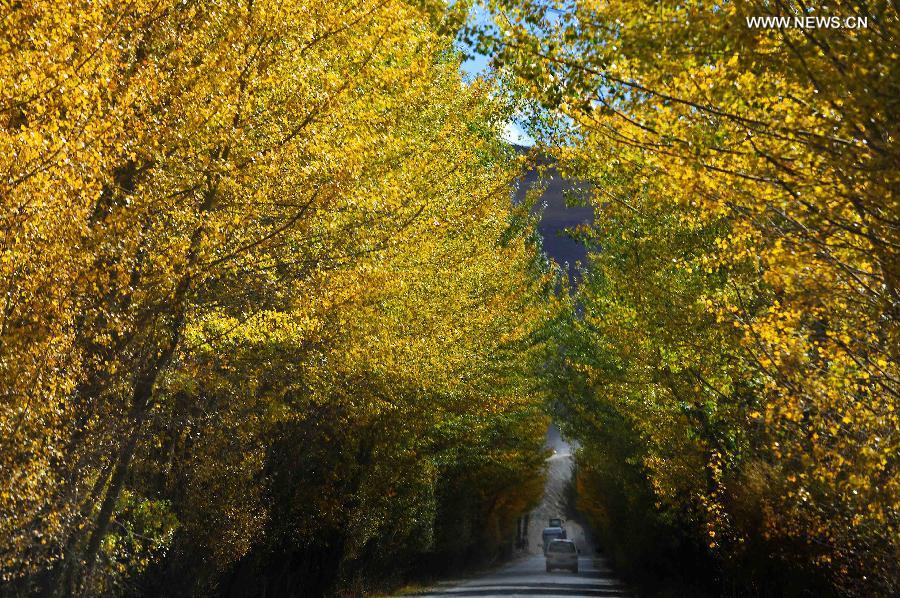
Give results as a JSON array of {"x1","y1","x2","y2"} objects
[
  {"x1": 74, "y1": 371, "x2": 156, "y2": 596},
  {"x1": 71, "y1": 169, "x2": 215, "y2": 594}
]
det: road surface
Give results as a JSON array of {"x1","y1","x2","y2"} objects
[
  {"x1": 403, "y1": 427, "x2": 629, "y2": 597},
  {"x1": 402, "y1": 553, "x2": 627, "y2": 597}
]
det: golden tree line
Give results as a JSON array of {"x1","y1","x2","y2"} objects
[
  {"x1": 1, "y1": 1, "x2": 558, "y2": 594},
  {"x1": 479, "y1": 0, "x2": 897, "y2": 594}
]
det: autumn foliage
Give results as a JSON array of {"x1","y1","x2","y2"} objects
[
  {"x1": 4, "y1": 0, "x2": 897, "y2": 596},
  {"x1": 1, "y1": 1, "x2": 556, "y2": 595},
  {"x1": 483, "y1": 0, "x2": 898, "y2": 595}
]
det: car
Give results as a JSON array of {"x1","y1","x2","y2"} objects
[
  {"x1": 541, "y1": 526, "x2": 566, "y2": 554},
  {"x1": 545, "y1": 539, "x2": 579, "y2": 573}
]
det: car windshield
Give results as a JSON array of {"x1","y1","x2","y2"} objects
[{"x1": 549, "y1": 542, "x2": 575, "y2": 553}]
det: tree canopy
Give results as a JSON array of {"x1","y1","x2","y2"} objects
[
  {"x1": 2, "y1": 1, "x2": 896, "y2": 596},
  {"x1": 1, "y1": 1, "x2": 558, "y2": 594},
  {"x1": 479, "y1": 1, "x2": 897, "y2": 594}
]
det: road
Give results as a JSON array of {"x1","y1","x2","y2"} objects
[
  {"x1": 403, "y1": 427, "x2": 629, "y2": 598},
  {"x1": 402, "y1": 553, "x2": 627, "y2": 597}
]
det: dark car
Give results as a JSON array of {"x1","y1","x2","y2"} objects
[{"x1": 541, "y1": 526, "x2": 566, "y2": 554}]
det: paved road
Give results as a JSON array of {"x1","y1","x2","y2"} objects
[
  {"x1": 404, "y1": 427, "x2": 629, "y2": 598},
  {"x1": 403, "y1": 553, "x2": 628, "y2": 597}
]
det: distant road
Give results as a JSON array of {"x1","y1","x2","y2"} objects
[{"x1": 402, "y1": 426, "x2": 629, "y2": 598}]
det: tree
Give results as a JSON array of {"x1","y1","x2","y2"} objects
[
  {"x1": 479, "y1": 1, "x2": 898, "y2": 594},
  {"x1": 2, "y1": 1, "x2": 558, "y2": 594}
]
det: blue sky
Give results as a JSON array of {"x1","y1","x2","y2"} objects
[{"x1": 457, "y1": 11, "x2": 535, "y2": 147}]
